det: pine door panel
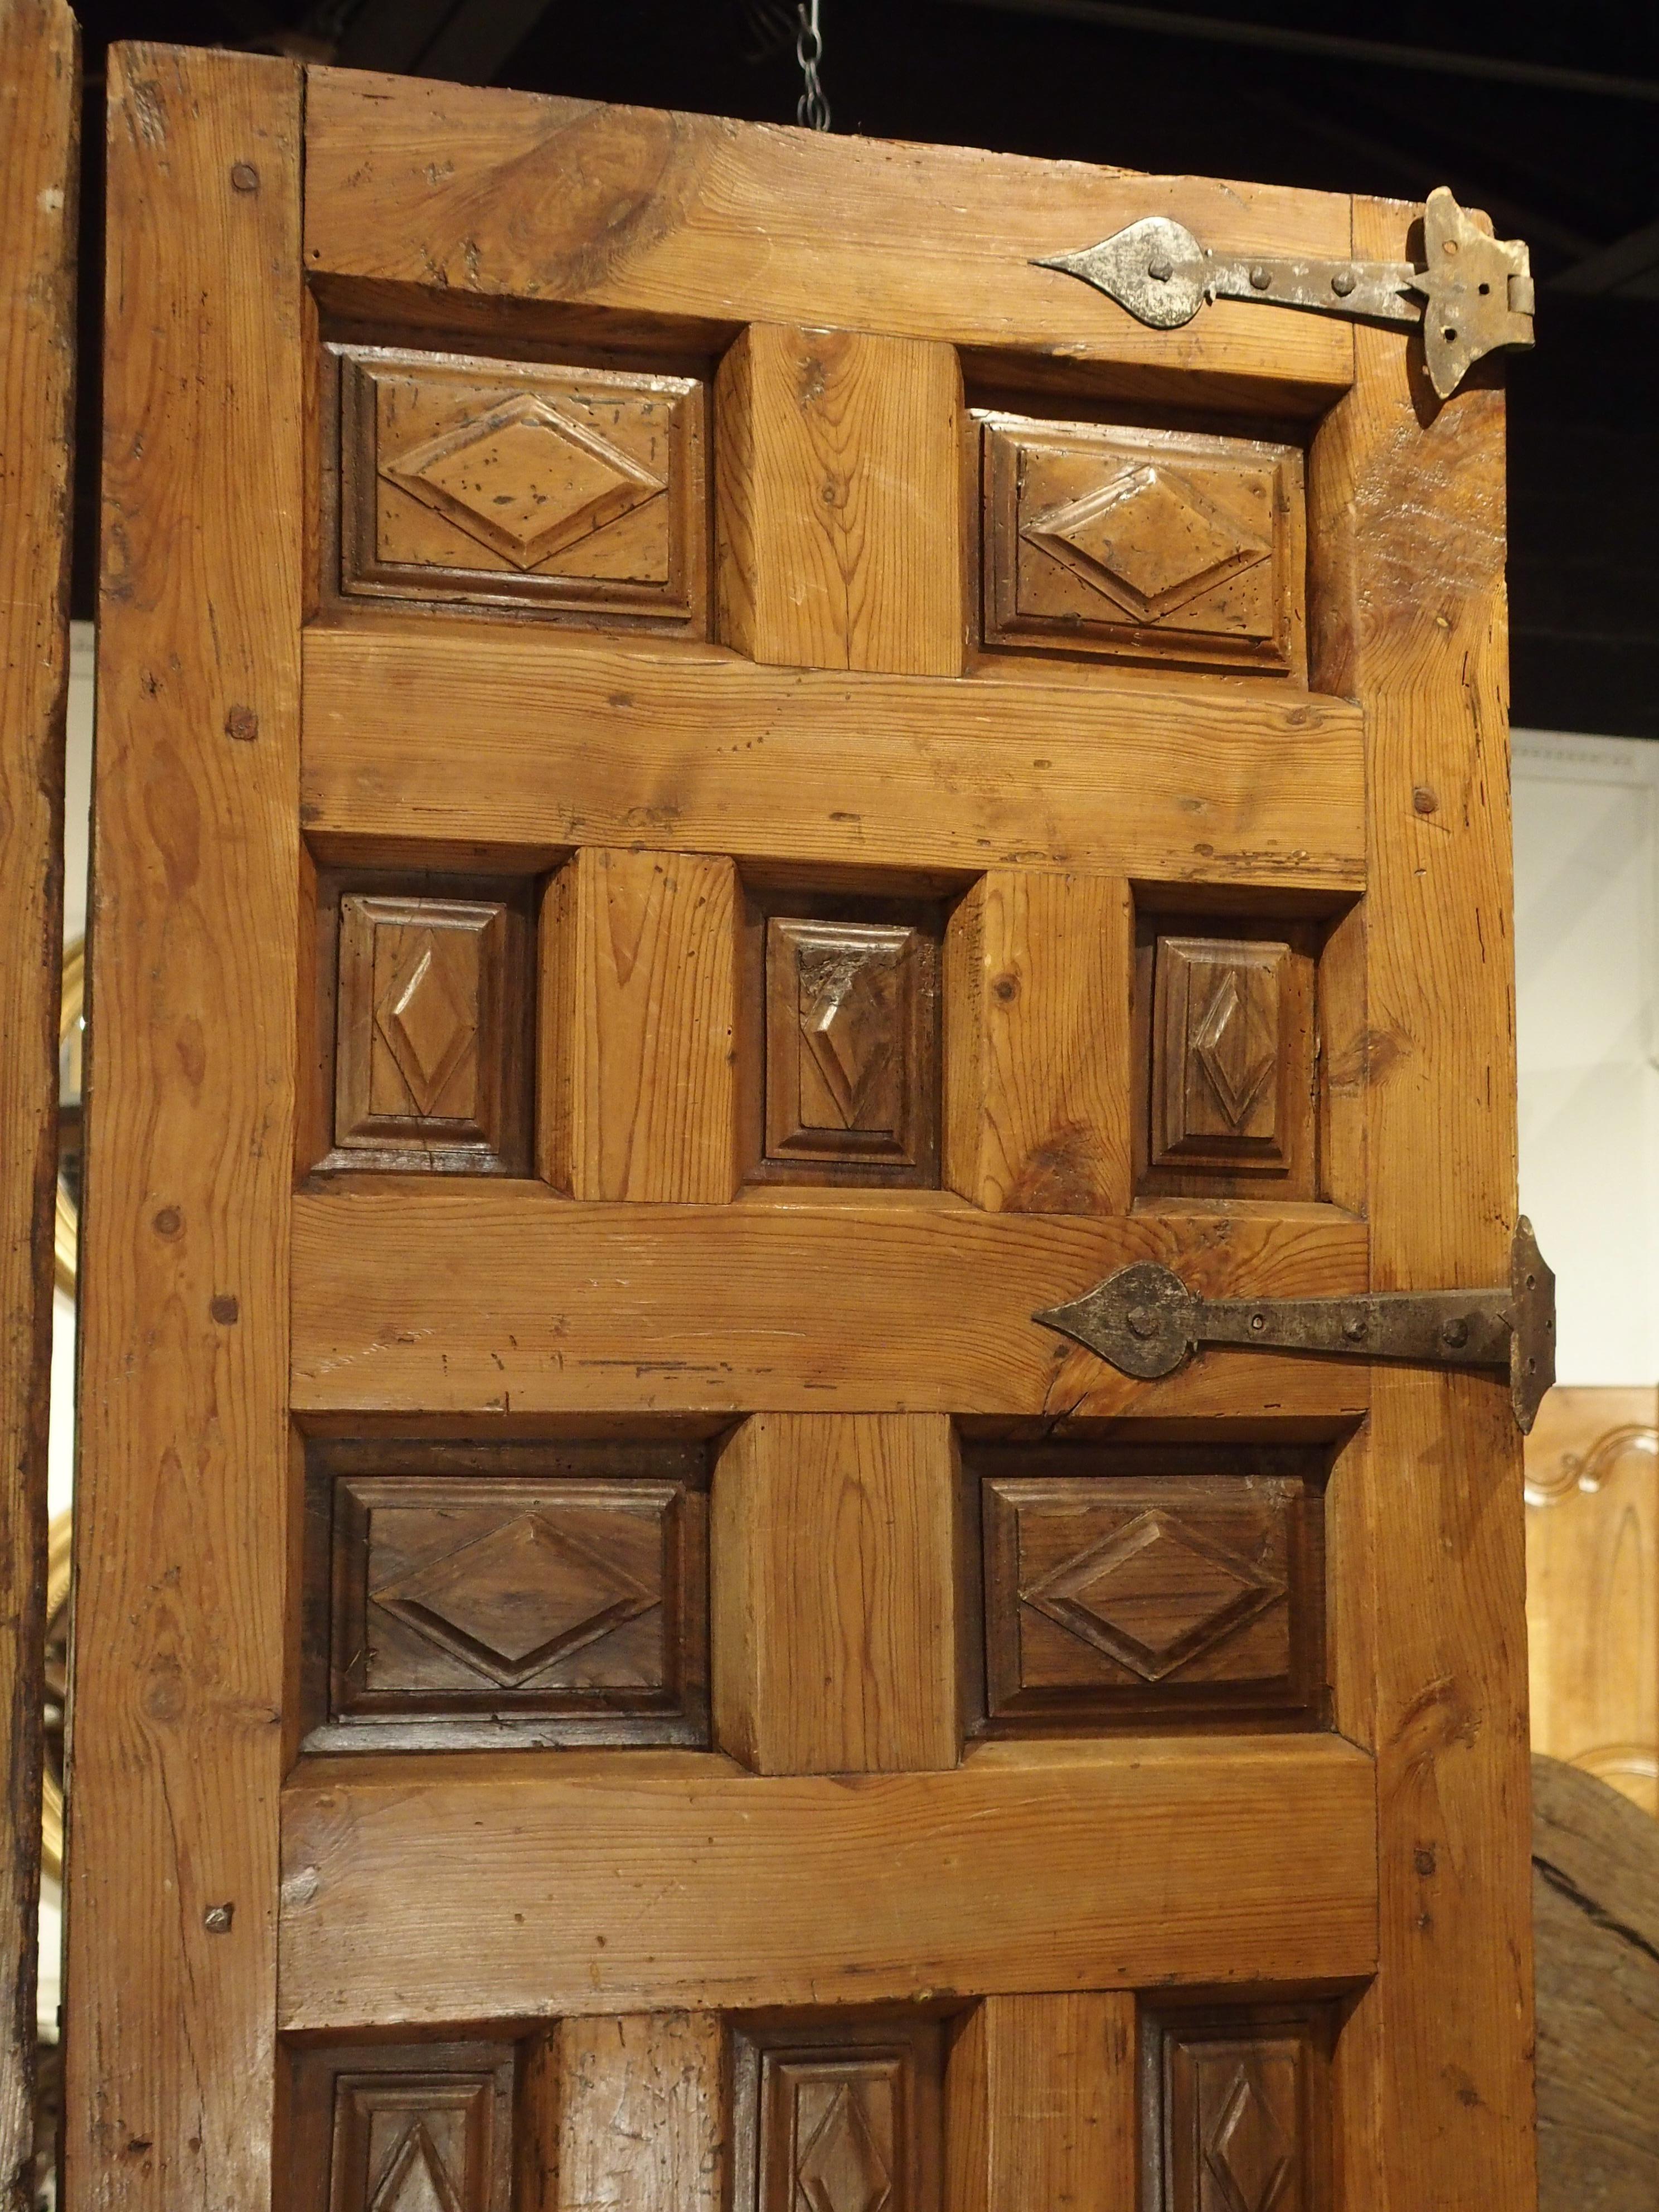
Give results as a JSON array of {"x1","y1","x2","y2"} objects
[
  {"x1": 277, "y1": 1736, "x2": 1376, "y2": 2027},
  {"x1": 300, "y1": 628, "x2": 1367, "y2": 889},
  {"x1": 71, "y1": 45, "x2": 1535, "y2": 2212}
]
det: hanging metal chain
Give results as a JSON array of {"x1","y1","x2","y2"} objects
[{"x1": 796, "y1": 0, "x2": 832, "y2": 129}]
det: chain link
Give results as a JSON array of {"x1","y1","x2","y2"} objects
[{"x1": 795, "y1": 0, "x2": 831, "y2": 130}]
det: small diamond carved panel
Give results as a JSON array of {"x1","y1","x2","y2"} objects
[
  {"x1": 334, "y1": 345, "x2": 707, "y2": 628},
  {"x1": 319, "y1": 878, "x2": 533, "y2": 1177},
  {"x1": 749, "y1": 898, "x2": 943, "y2": 1188},
  {"x1": 793, "y1": 2078, "x2": 894, "y2": 2212},
  {"x1": 978, "y1": 412, "x2": 1303, "y2": 672},
  {"x1": 369, "y1": 2120, "x2": 463, "y2": 2212},
  {"x1": 288, "y1": 2043, "x2": 515, "y2": 2212},
  {"x1": 973, "y1": 1448, "x2": 1325, "y2": 1733},
  {"x1": 1153, "y1": 937, "x2": 1290, "y2": 1170},
  {"x1": 1147, "y1": 2011, "x2": 1331, "y2": 2212},
  {"x1": 305, "y1": 1443, "x2": 710, "y2": 1752},
  {"x1": 736, "y1": 2019, "x2": 941, "y2": 2212},
  {"x1": 1136, "y1": 916, "x2": 1323, "y2": 1201}
]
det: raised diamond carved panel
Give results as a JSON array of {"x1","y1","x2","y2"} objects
[
  {"x1": 795, "y1": 927, "x2": 908, "y2": 1135},
  {"x1": 370, "y1": 2119, "x2": 464, "y2": 2212},
  {"x1": 385, "y1": 394, "x2": 664, "y2": 571},
  {"x1": 289, "y1": 2043, "x2": 515, "y2": 2212},
  {"x1": 1137, "y1": 919, "x2": 1326, "y2": 1199},
  {"x1": 1022, "y1": 463, "x2": 1270, "y2": 623},
  {"x1": 978, "y1": 411, "x2": 1302, "y2": 672},
  {"x1": 372, "y1": 1511, "x2": 657, "y2": 1689},
  {"x1": 375, "y1": 926, "x2": 479, "y2": 1120},
  {"x1": 794, "y1": 2080, "x2": 894, "y2": 2212},
  {"x1": 1192, "y1": 968, "x2": 1275, "y2": 1131},
  {"x1": 974, "y1": 1450, "x2": 1325, "y2": 1732},
  {"x1": 322, "y1": 879, "x2": 533, "y2": 1177},
  {"x1": 307, "y1": 1445, "x2": 711, "y2": 1752},
  {"x1": 736, "y1": 2018, "x2": 941, "y2": 2212},
  {"x1": 750, "y1": 902, "x2": 942, "y2": 1188},
  {"x1": 1024, "y1": 1508, "x2": 1283, "y2": 1683},
  {"x1": 336, "y1": 345, "x2": 707, "y2": 629},
  {"x1": 1146, "y1": 2012, "x2": 1328, "y2": 2212},
  {"x1": 1154, "y1": 938, "x2": 1287, "y2": 1164},
  {"x1": 1206, "y1": 2065, "x2": 1293, "y2": 2212}
]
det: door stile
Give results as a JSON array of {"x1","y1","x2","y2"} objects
[
  {"x1": 0, "y1": 2, "x2": 77, "y2": 2200},
  {"x1": 65, "y1": 46, "x2": 305, "y2": 2212},
  {"x1": 1311, "y1": 196, "x2": 1536, "y2": 2207}
]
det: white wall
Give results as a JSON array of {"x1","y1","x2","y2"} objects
[{"x1": 1514, "y1": 729, "x2": 1659, "y2": 1388}]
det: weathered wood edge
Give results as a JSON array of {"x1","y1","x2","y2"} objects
[
  {"x1": 0, "y1": 3, "x2": 76, "y2": 2201},
  {"x1": 64, "y1": 43, "x2": 303, "y2": 2212},
  {"x1": 1313, "y1": 193, "x2": 1536, "y2": 2211}
]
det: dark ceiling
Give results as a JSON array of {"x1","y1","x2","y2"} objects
[{"x1": 70, "y1": 0, "x2": 1659, "y2": 735}]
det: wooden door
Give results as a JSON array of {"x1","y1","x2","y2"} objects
[
  {"x1": 0, "y1": 2, "x2": 77, "y2": 2201},
  {"x1": 68, "y1": 46, "x2": 1537, "y2": 2212}
]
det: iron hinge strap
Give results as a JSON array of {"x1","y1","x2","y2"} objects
[
  {"x1": 1035, "y1": 1219, "x2": 1556, "y2": 1434},
  {"x1": 1036, "y1": 186, "x2": 1534, "y2": 401}
]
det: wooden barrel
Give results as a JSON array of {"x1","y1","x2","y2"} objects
[{"x1": 1533, "y1": 1753, "x2": 1659, "y2": 2208}]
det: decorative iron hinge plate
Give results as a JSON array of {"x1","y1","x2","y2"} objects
[
  {"x1": 1035, "y1": 1219, "x2": 1555, "y2": 1433},
  {"x1": 1036, "y1": 186, "x2": 1534, "y2": 401}
]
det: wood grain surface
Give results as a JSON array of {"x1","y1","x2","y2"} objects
[
  {"x1": 549, "y1": 2014, "x2": 724, "y2": 2212},
  {"x1": 65, "y1": 45, "x2": 304, "y2": 2212},
  {"x1": 541, "y1": 846, "x2": 739, "y2": 1202},
  {"x1": 716, "y1": 323, "x2": 963, "y2": 673},
  {"x1": 289, "y1": 1186, "x2": 1370, "y2": 1420},
  {"x1": 1531, "y1": 1755, "x2": 1659, "y2": 2212},
  {"x1": 302, "y1": 71, "x2": 1354, "y2": 402},
  {"x1": 0, "y1": 4, "x2": 76, "y2": 2202},
  {"x1": 712, "y1": 1414, "x2": 961, "y2": 1773},
  {"x1": 277, "y1": 1735, "x2": 1378, "y2": 2027},
  {"x1": 1314, "y1": 195, "x2": 1536, "y2": 2212},
  {"x1": 945, "y1": 1993, "x2": 1135, "y2": 2212},
  {"x1": 944, "y1": 871, "x2": 1131, "y2": 1214},
  {"x1": 302, "y1": 627, "x2": 1365, "y2": 891}
]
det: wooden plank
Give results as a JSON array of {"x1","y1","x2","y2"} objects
[
  {"x1": 290, "y1": 1186, "x2": 1370, "y2": 1419},
  {"x1": 541, "y1": 847, "x2": 739, "y2": 1202},
  {"x1": 65, "y1": 45, "x2": 303, "y2": 2212},
  {"x1": 549, "y1": 2015, "x2": 725, "y2": 2212},
  {"x1": 715, "y1": 324, "x2": 963, "y2": 674},
  {"x1": 1313, "y1": 197, "x2": 1535, "y2": 2212},
  {"x1": 945, "y1": 1993, "x2": 1136, "y2": 2212},
  {"x1": 301, "y1": 628, "x2": 1368, "y2": 892},
  {"x1": 277, "y1": 1736, "x2": 1378, "y2": 2028},
  {"x1": 302, "y1": 72, "x2": 1354, "y2": 404},
  {"x1": 1531, "y1": 1757, "x2": 1659, "y2": 2212},
  {"x1": 1524, "y1": 1386, "x2": 1658, "y2": 1813},
  {"x1": 712, "y1": 1414, "x2": 961, "y2": 1773},
  {"x1": 0, "y1": 2, "x2": 76, "y2": 2199},
  {"x1": 944, "y1": 871, "x2": 1131, "y2": 1213}
]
